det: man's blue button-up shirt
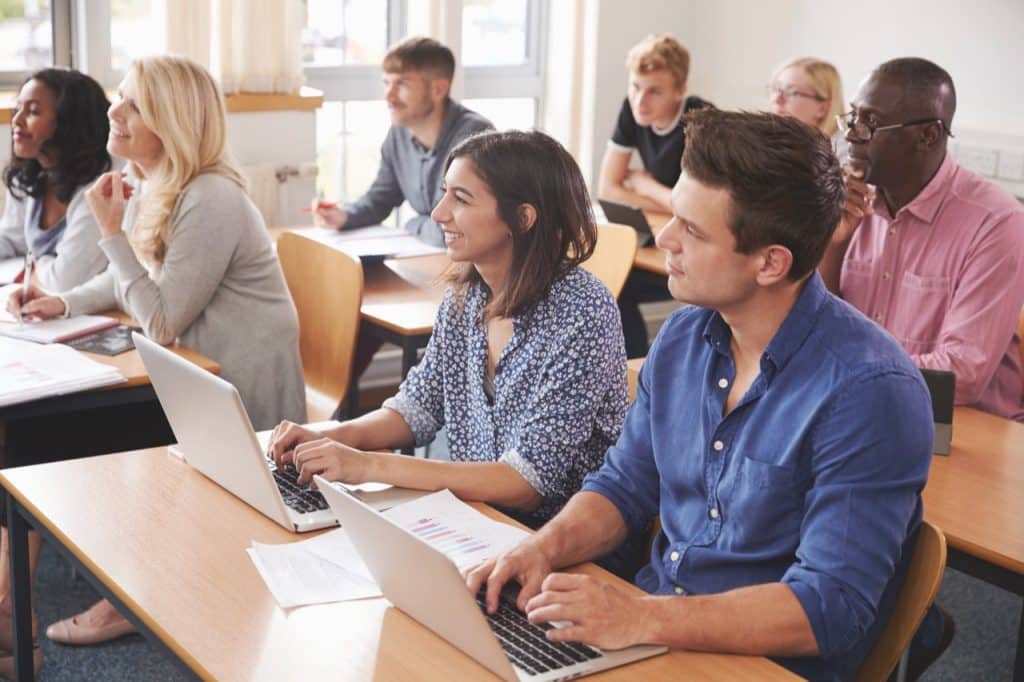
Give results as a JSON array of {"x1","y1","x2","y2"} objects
[{"x1": 582, "y1": 273, "x2": 933, "y2": 681}]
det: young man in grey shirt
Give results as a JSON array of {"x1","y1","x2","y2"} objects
[{"x1": 314, "y1": 37, "x2": 493, "y2": 246}]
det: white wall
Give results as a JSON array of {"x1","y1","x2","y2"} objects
[{"x1": 581, "y1": 0, "x2": 1024, "y2": 187}]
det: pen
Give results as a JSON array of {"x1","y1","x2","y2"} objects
[{"x1": 19, "y1": 250, "x2": 33, "y2": 324}]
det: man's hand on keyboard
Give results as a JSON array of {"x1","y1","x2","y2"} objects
[
  {"x1": 465, "y1": 538, "x2": 553, "y2": 615},
  {"x1": 293, "y1": 438, "x2": 369, "y2": 486},
  {"x1": 524, "y1": 573, "x2": 649, "y2": 651},
  {"x1": 268, "y1": 420, "x2": 323, "y2": 467}
]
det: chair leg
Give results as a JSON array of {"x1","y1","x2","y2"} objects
[{"x1": 895, "y1": 648, "x2": 910, "y2": 682}]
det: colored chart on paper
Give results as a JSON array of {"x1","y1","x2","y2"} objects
[
  {"x1": 408, "y1": 517, "x2": 494, "y2": 565},
  {"x1": 384, "y1": 490, "x2": 530, "y2": 570}
]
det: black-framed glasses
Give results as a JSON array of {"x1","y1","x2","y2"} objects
[
  {"x1": 836, "y1": 111, "x2": 954, "y2": 141},
  {"x1": 767, "y1": 84, "x2": 826, "y2": 102}
]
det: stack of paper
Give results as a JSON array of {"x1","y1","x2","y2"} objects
[{"x1": 0, "y1": 337, "x2": 125, "y2": 407}]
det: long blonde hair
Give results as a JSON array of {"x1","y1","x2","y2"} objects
[
  {"x1": 126, "y1": 56, "x2": 244, "y2": 265},
  {"x1": 772, "y1": 57, "x2": 844, "y2": 136}
]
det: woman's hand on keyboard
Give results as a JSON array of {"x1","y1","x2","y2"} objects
[
  {"x1": 267, "y1": 420, "x2": 323, "y2": 467},
  {"x1": 293, "y1": 439, "x2": 368, "y2": 486}
]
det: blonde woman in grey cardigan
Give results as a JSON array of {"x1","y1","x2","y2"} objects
[{"x1": 8, "y1": 56, "x2": 306, "y2": 658}]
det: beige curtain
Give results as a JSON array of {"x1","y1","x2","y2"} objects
[{"x1": 164, "y1": 0, "x2": 304, "y2": 94}]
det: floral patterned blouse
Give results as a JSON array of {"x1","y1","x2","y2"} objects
[{"x1": 383, "y1": 267, "x2": 628, "y2": 527}]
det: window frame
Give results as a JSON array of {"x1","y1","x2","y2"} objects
[{"x1": 0, "y1": 0, "x2": 73, "y2": 88}]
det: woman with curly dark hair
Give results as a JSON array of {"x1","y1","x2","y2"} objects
[{"x1": 0, "y1": 68, "x2": 111, "y2": 290}]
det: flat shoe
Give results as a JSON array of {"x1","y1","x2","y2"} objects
[
  {"x1": 46, "y1": 605, "x2": 135, "y2": 646},
  {"x1": 0, "y1": 642, "x2": 43, "y2": 680}
]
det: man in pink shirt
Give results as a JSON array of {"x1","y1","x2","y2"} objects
[{"x1": 821, "y1": 57, "x2": 1024, "y2": 423}]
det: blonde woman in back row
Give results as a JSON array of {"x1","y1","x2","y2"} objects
[
  {"x1": 7, "y1": 56, "x2": 305, "y2": 661},
  {"x1": 768, "y1": 56, "x2": 846, "y2": 155}
]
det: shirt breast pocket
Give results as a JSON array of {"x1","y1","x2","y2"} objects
[
  {"x1": 736, "y1": 455, "x2": 804, "y2": 546},
  {"x1": 889, "y1": 271, "x2": 952, "y2": 351}
]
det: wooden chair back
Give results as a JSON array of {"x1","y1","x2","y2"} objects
[
  {"x1": 581, "y1": 223, "x2": 638, "y2": 298},
  {"x1": 277, "y1": 232, "x2": 364, "y2": 415},
  {"x1": 854, "y1": 521, "x2": 947, "y2": 682}
]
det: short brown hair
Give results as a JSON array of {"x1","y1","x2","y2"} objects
[
  {"x1": 445, "y1": 130, "x2": 597, "y2": 320},
  {"x1": 626, "y1": 34, "x2": 690, "y2": 87},
  {"x1": 382, "y1": 36, "x2": 455, "y2": 80},
  {"x1": 681, "y1": 110, "x2": 844, "y2": 281}
]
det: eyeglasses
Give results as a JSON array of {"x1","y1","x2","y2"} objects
[
  {"x1": 767, "y1": 85, "x2": 826, "y2": 103},
  {"x1": 836, "y1": 111, "x2": 954, "y2": 142}
]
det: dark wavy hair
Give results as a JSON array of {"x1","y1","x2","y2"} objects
[
  {"x1": 445, "y1": 129, "x2": 597, "y2": 320},
  {"x1": 3, "y1": 68, "x2": 112, "y2": 204}
]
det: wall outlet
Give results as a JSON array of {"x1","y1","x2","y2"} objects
[
  {"x1": 958, "y1": 144, "x2": 1000, "y2": 177},
  {"x1": 997, "y1": 150, "x2": 1024, "y2": 182}
]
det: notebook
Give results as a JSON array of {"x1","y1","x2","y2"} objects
[{"x1": 0, "y1": 315, "x2": 119, "y2": 344}]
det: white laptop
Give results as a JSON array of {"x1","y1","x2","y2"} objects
[
  {"x1": 315, "y1": 475, "x2": 667, "y2": 681},
  {"x1": 134, "y1": 332, "x2": 421, "y2": 533}
]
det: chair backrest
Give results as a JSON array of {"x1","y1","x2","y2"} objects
[
  {"x1": 854, "y1": 521, "x2": 947, "y2": 682},
  {"x1": 277, "y1": 232, "x2": 364, "y2": 403},
  {"x1": 580, "y1": 223, "x2": 638, "y2": 298}
]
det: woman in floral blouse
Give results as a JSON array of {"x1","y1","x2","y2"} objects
[{"x1": 269, "y1": 129, "x2": 627, "y2": 529}]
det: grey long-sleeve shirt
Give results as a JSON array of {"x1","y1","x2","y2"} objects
[
  {"x1": 0, "y1": 187, "x2": 108, "y2": 291},
  {"x1": 343, "y1": 98, "x2": 493, "y2": 246},
  {"x1": 62, "y1": 173, "x2": 306, "y2": 430}
]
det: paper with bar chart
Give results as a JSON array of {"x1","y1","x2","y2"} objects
[{"x1": 381, "y1": 490, "x2": 531, "y2": 570}]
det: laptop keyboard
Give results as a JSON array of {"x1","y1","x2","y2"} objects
[
  {"x1": 475, "y1": 590, "x2": 601, "y2": 676},
  {"x1": 272, "y1": 464, "x2": 329, "y2": 514}
]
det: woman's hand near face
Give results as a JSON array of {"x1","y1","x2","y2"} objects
[{"x1": 85, "y1": 172, "x2": 134, "y2": 238}]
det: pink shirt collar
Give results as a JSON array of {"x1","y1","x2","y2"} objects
[{"x1": 874, "y1": 151, "x2": 956, "y2": 224}]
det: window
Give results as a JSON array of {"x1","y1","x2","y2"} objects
[
  {"x1": 304, "y1": 0, "x2": 546, "y2": 205},
  {"x1": 0, "y1": 0, "x2": 55, "y2": 85}
]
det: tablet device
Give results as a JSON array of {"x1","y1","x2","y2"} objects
[{"x1": 598, "y1": 199, "x2": 655, "y2": 246}]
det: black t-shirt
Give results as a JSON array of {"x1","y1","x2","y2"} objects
[{"x1": 610, "y1": 95, "x2": 714, "y2": 188}]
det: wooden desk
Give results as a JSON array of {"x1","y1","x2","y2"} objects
[
  {"x1": 0, "y1": 449, "x2": 797, "y2": 681},
  {"x1": 923, "y1": 407, "x2": 1024, "y2": 680},
  {"x1": 0, "y1": 309, "x2": 219, "y2": 468}
]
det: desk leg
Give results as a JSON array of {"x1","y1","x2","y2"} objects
[{"x1": 6, "y1": 494, "x2": 35, "y2": 682}]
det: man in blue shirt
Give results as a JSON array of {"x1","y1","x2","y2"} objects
[{"x1": 468, "y1": 110, "x2": 934, "y2": 681}]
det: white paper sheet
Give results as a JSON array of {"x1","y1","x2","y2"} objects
[
  {"x1": 378, "y1": 489, "x2": 531, "y2": 571},
  {"x1": 247, "y1": 529, "x2": 381, "y2": 609}
]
